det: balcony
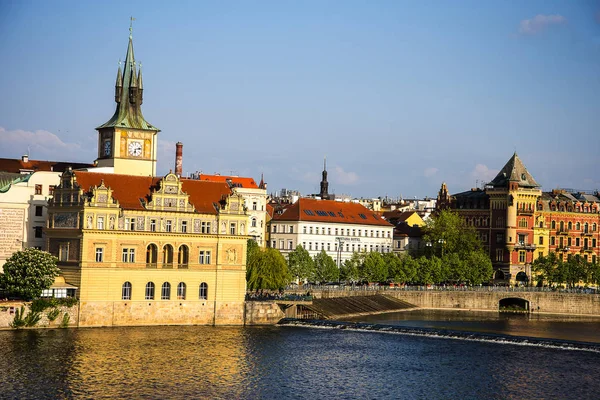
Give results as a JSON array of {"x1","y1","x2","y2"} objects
[
  {"x1": 582, "y1": 247, "x2": 593, "y2": 253},
  {"x1": 178, "y1": 264, "x2": 189, "y2": 269},
  {"x1": 146, "y1": 263, "x2": 157, "y2": 269},
  {"x1": 162, "y1": 263, "x2": 173, "y2": 269},
  {"x1": 557, "y1": 229, "x2": 569, "y2": 235},
  {"x1": 514, "y1": 242, "x2": 536, "y2": 250},
  {"x1": 582, "y1": 231, "x2": 593, "y2": 237}
]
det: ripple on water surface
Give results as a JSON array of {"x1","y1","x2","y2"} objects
[{"x1": 0, "y1": 324, "x2": 599, "y2": 400}]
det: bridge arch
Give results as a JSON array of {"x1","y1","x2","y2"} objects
[
  {"x1": 499, "y1": 297, "x2": 529, "y2": 312},
  {"x1": 493, "y1": 270, "x2": 505, "y2": 280}
]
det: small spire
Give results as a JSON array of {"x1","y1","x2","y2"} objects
[
  {"x1": 137, "y1": 63, "x2": 143, "y2": 90},
  {"x1": 115, "y1": 64, "x2": 123, "y2": 87},
  {"x1": 324, "y1": 156, "x2": 327, "y2": 171}
]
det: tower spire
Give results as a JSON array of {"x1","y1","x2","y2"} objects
[
  {"x1": 97, "y1": 22, "x2": 157, "y2": 131},
  {"x1": 319, "y1": 157, "x2": 330, "y2": 200}
]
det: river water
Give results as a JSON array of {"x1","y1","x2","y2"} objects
[{"x1": 1, "y1": 311, "x2": 600, "y2": 399}]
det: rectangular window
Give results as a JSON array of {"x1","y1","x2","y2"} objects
[
  {"x1": 166, "y1": 220, "x2": 172, "y2": 232},
  {"x1": 280, "y1": 240, "x2": 284, "y2": 249},
  {"x1": 35, "y1": 184, "x2": 42, "y2": 195},
  {"x1": 272, "y1": 240, "x2": 276, "y2": 248},
  {"x1": 567, "y1": 237, "x2": 572, "y2": 247},
  {"x1": 150, "y1": 219, "x2": 156, "y2": 232},
  {"x1": 272, "y1": 225, "x2": 277, "y2": 233},
  {"x1": 181, "y1": 220, "x2": 188, "y2": 233},
  {"x1": 496, "y1": 249, "x2": 503, "y2": 262},
  {"x1": 288, "y1": 240, "x2": 293, "y2": 250},
  {"x1": 34, "y1": 226, "x2": 43, "y2": 238},
  {"x1": 125, "y1": 218, "x2": 135, "y2": 231},
  {"x1": 518, "y1": 234, "x2": 526, "y2": 245},
  {"x1": 252, "y1": 201, "x2": 257, "y2": 211},
  {"x1": 309, "y1": 242, "x2": 312, "y2": 250},
  {"x1": 303, "y1": 242, "x2": 306, "y2": 248},
  {"x1": 327, "y1": 242, "x2": 331, "y2": 251},
  {"x1": 575, "y1": 238, "x2": 580, "y2": 247},
  {"x1": 538, "y1": 236, "x2": 543, "y2": 245},
  {"x1": 230, "y1": 223, "x2": 236, "y2": 235},
  {"x1": 352, "y1": 229, "x2": 356, "y2": 236},
  {"x1": 122, "y1": 248, "x2": 135, "y2": 263},
  {"x1": 496, "y1": 233, "x2": 504, "y2": 244},
  {"x1": 59, "y1": 243, "x2": 69, "y2": 262},
  {"x1": 335, "y1": 228, "x2": 338, "y2": 235},
  {"x1": 328, "y1": 228, "x2": 331, "y2": 235},
  {"x1": 593, "y1": 239, "x2": 597, "y2": 247},
  {"x1": 303, "y1": 226, "x2": 307, "y2": 234},
  {"x1": 35, "y1": 206, "x2": 43, "y2": 217},
  {"x1": 201, "y1": 221, "x2": 211, "y2": 234},
  {"x1": 289, "y1": 226, "x2": 294, "y2": 234},
  {"x1": 538, "y1": 251, "x2": 544, "y2": 260},
  {"x1": 97, "y1": 216, "x2": 104, "y2": 230},
  {"x1": 48, "y1": 185, "x2": 55, "y2": 196},
  {"x1": 199, "y1": 250, "x2": 211, "y2": 264},
  {"x1": 310, "y1": 227, "x2": 313, "y2": 234},
  {"x1": 519, "y1": 251, "x2": 526, "y2": 263},
  {"x1": 550, "y1": 236, "x2": 555, "y2": 246},
  {"x1": 95, "y1": 248, "x2": 104, "y2": 262}
]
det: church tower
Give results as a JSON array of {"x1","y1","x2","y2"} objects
[
  {"x1": 95, "y1": 24, "x2": 160, "y2": 176},
  {"x1": 319, "y1": 157, "x2": 330, "y2": 200}
]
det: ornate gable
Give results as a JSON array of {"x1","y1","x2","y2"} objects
[{"x1": 145, "y1": 173, "x2": 195, "y2": 212}]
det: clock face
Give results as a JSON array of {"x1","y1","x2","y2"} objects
[
  {"x1": 103, "y1": 140, "x2": 111, "y2": 156},
  {"x1": 128, "y1": 141, "x2": 143, "y2": 157}
]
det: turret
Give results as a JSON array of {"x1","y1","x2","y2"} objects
[
  {"x1": 319, "y1": 157, "x2": 329, "y2": 200},
  {"x1": 137, "y1": 67, "x2": 144, "y2": 104},
  {"x1": 129, "y1": 62, "x2": 138, "y2": 103},
  {"x1": 115, "y1": 65, "x2": 123, "y2": 103}
]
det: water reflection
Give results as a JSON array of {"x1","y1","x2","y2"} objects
[{"x1": 348, "y1": 310, "x2": 600, "y2": 343}]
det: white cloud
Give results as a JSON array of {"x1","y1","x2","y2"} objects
[
  {"x1": 518, "y1": 14, "x2": 566, "y2": 35},
  {"x1": 0, "y1": 126, "x2": 92, "y2": 162},
  {"x1": 332, "y1": 166, "x2": 359, "y2": 185},
  {"x1": 471, "y1": 164, "x2": 498, "y2": 185},
  {"x1": 424, "y1": 167, "x2": 438, "y2": 178}
]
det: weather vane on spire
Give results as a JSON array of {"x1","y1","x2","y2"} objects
[{"x1": 129, "y1": 16, "x2": 136, "y2": 38}]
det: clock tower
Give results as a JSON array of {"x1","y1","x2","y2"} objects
[{"x1": 96, "y1": 27, "x2": 159, "y2": 177}]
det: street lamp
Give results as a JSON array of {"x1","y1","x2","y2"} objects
[{"x1": 438, "y1": 239, "x2": 446, "y2": 257}]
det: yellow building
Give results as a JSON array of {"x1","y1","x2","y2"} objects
[{"x1": 43, "y1": 30, "x2": 248, "y2": 327}]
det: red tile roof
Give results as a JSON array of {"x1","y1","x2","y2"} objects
[
  {"x1": 73, "y1": 172, "x2": 232, "y2": 214},
  {"x1": 0, "y1": 158, "x2": 94, "y2": 173},
  {"x1": 273, "y1": 198, "x2": 393, "y2": 227},
  {"x1": 197, "y1": 174, "x2": 259, "y2": 189}
]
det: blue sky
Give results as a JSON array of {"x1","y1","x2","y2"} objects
[{"x1": 0, "y1": 1, "x2": 599, "y2": 198}]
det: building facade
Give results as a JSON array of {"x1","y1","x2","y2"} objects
[
  {"x1": 439, "y1": 153, "x2": 600, "y2": 284},
  {"x1": 269, "y1": 198, "x2": 394, "y2": 265},
  {"x1": 41, "y1": 29, "x2": 249, "y2": 326}
]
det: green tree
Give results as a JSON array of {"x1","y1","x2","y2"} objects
[
  {"x1": 340, "y1": 252, "x2": 363, "y2": 283},
  {"x1": 398, "y1": 254, "x2": 418, "y2": 283},
  {"x1": 287, "y1": 245, "x2": 315, "y2": 283},
  {"x1": 383, "y1": 252, "x2": 404, "y2": 283},
  {"x1": 246, "y1": 247, "x2": 291, "y2": 291},
  {"x1": 422, "y1": 209, "x2": 482, "y2": 257},
  {"x1": 360, "y1": 252, "x2": 388, "y2": 283},
  {"x1": 314, "y1": 250, "x2": 338, "y2": 284},
  {"x1": 0, "y1": 248, "x2": 60, "y2": 300},
  {"x1": 465, "y1": 251, "x2": 493, "y2": 285},
  {"x1": 532, "y1": 252, "x2": 561, "y2": 286}
]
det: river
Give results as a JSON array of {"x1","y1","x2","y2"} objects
[{"x1": 1, "y1": 311, "x2": 599, "y2": 399}]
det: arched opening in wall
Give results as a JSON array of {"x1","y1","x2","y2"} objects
[
  {"x1": 146, "y1": 244, "x2": 158, "y2": 268},
  {"x1": 499, "y1": 297, "x2": 529, "y2": 312},
  {"x1": 178, "y1": 245, "x2": 189, "y2": 268},
  {"x1": 493, "y1": 270, "x2": 505, "y2": 280},
  {"x1": 163, "y1": 245, "x2": 173, "y2": 268},
  {"x1": 515, "y1": 271, "x2": 528, "y2": 284}
]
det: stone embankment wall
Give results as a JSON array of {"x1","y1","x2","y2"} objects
[
  {"x1": 244, "y1": 301, "x2": 285, "y2": 325},
  {"x1": 291, "y1": 289, "x2": 600, "y2": 316},
  {"x1": 0, "y1": 301, "x2": 79, "y2": 329}
]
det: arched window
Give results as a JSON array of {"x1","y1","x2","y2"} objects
[
  {"x1": 560, "y1": 221, "x2": 564, "y2": 231},
  {"x1": 199, "y1": 282, "x2": 208, "y2": 300},
  {"x1": 163, "y1": 244, "x2": 173, "y2": 268},
  {"x1": 177, "y1": 282, "x2": 186, "y2": 300},
  {"x1": 146, "y1": 244, "x2": 158, "y2": 267},
  {"x1": 161, "y1": 282, "x2": 171, "y2": 300},
  {"x1": 251, "y1": 217, "x2": 257, "y2": 228},
  {"x1": 178, "y1": 245, "x2": 189, "y2": 268},
  {"x1": 593, "y1": 223, "x2": 597, "y2": 232},
  {"x1": 122, "y1": 282, "x2": 132, "y2": 300},
  {"x1": 576, "y1": 222, "x2": 581, "y2": 231},
  {"x1": 551, "y1": 221, "x2": 556, "y2": 229},
  {"x1": 568, "y1": 222, "x2": 573, "y2": 230},
  {"x1": 145, "y1": 282, "x2": 155, "y2": 300}
]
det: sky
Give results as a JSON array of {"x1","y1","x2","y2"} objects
[{"x1": 0, "y1": 1, "x2": 599, "y2": 199}]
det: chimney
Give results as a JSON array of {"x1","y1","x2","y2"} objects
[
  {"x1": 175, "y1": 142, "x2": 183, "y2": 177},
  {"x1": 22, "y1": 155, "x2": 29, "y2": 163}
]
